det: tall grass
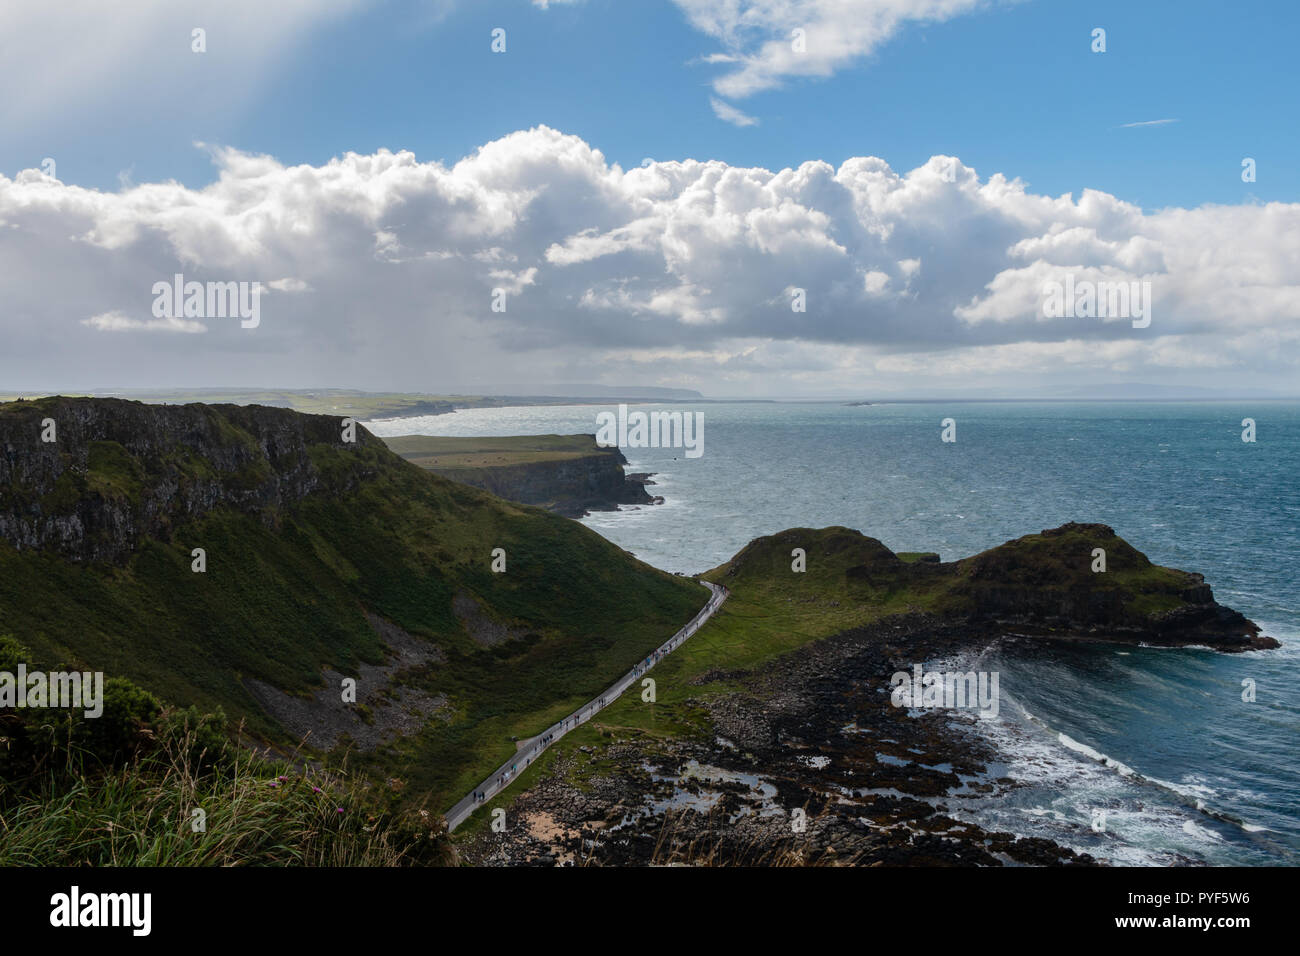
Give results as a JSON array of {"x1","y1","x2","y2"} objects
[{"x1": 0, "y1": 727, "x2": 452, "y2": 867}]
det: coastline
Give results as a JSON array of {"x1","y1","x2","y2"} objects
[
  {"x1": 460, "y1": 612, "x2": 1289, "y2": 866},
  {"x1": 458, "y1": 614, "x2": 1103, "y2": 866}
]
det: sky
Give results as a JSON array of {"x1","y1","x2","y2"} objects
[{"x1": 1, "y1": 0, "x2": 1297, "y2": 398}]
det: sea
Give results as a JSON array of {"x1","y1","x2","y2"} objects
[{"x1": 367, "y1": 401, "x2": 1300, "y2": 866}]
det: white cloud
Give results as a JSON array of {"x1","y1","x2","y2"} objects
[
  {"x1": 83, "y1": 311, "x2": 206, "y2": 334},
  {"x1": 710, "y1": 97, "x2": 760, "y2": 127},
  {"x1": 2, "y1": 126, "x2": 1297, "y2": 393},
  {"x1": 267, "y1": 278, "x2": 313, "y2": 292},
  {"x1": 538, "y1": 0, "x2": 1005, "y2": 117},
  {"x1": 674, "y1": 0, "x2": 996, "y2": 99}
]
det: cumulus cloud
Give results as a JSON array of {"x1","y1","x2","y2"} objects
[{"x1": 1, "y1": 126, "x2": 1297, "y2": 393}]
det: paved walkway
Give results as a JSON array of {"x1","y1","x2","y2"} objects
[{"x1": 445, "y1": 580, "x2": 728, "y2": 832}]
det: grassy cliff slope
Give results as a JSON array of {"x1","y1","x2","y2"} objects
[{"x1": 0, "y1": 397, "x2": 704, "y2": 810}]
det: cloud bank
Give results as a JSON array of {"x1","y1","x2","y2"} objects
[{"x1": 1, "y1": 126, "x2": 1296, "y2": 393}]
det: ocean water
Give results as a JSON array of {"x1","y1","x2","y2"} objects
[{"x1": 368, "y1": 401, "x2": 1300, "y2": 865}]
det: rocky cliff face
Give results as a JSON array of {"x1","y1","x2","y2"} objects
[
  {"x1": 428, "y1": 449, "x2": 658, "y2": 517},
  {"x1": 0, "y1": 397, "x2": 384, "y2": 563}
]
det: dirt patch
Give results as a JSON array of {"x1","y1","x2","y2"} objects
[
  {"x1": 244, "y1": 612, "x2": 450, "y2": 751},
  {"x1": 453, "y1": 591, "x2": 528, "y2": 647}
]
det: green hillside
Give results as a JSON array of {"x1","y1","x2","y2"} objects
[
  {"x1": 383, "y1": 433, "x2": 610, "y2": 469},
  {"x1": 0, "y1": 397, "x2": 704, "y2": 810},
  {"x1": 702, "y1": 522, "x2": 1264, "y2": 645}
]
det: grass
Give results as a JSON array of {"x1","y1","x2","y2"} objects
[
  {"x1": 0, "y1": 734, "x2": 447, "y2": 867},
  {"x1": 383, "y1": 433, "x2": 612, "y2": 470},
  {"x1": 0, "y1": 397, "x2": 705, "y2": 814}
]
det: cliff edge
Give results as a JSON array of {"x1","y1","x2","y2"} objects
[{"x1": 382, "y1": 433, "x2": 659, "y2": 517}]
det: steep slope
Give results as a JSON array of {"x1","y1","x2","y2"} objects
[{"x1": 0, "y1": 397, "x2": 705, "y2": 807}]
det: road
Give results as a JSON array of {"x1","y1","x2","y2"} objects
[{"x1": 444, "y1": 580, "x2": 728, "y2": 832}]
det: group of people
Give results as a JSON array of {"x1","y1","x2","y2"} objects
[{"x1": 631, "y1": 644, "x2": 670, "y2": 679}]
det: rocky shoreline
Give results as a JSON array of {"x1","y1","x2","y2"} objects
[{"x1": 459, "y1": 615, "x2": 1105, "y2": 867}]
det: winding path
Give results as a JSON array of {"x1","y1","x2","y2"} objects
[{"x1": 445, "y1": 580, "x2": 728, "y2": 832}]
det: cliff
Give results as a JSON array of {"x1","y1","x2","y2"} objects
[
  {"x1": 0, "y1": 396, "x2": 389, "y2": 563},
  {"x1": 382, "y1": 433, "x2": 659, "y2": 517}
]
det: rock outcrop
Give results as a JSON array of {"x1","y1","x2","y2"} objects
[
  {"x1": 951, "y1": 522, "x2": 1275, "y2": 650},
  {"x1": 404, "y1": 439, "x2": 660, "y2": 517},
  {"x1": 0, "y1": 396, "x2": 384, "y2": 563}
]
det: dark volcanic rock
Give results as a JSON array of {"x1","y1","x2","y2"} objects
[
  {"x1": 953, "y1": 523, "x2": 1278, "y2": 651},
  {"x1": 458, "y1": 615, "x2": 1100, "y2": 868}
]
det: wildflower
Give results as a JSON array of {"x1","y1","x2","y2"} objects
[{"x1": 336, "y1": 808, "x2": 344, "y2": 814}]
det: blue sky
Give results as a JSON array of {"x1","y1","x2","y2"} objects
[
  {"x1": 1, "y1": 0, "x2": 1297, "y2": 397},
  {"x1": 9, "y1": 0, "x2": 1296, "y2": 209}
]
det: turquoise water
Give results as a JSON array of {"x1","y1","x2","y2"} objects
[{"x1": 369, "y1": 401, "x2": 1300, "y2": 865}]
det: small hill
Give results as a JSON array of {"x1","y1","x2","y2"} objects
[{"x1": 704, "y1": 523, "x2": 1275, "y2": 651}]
